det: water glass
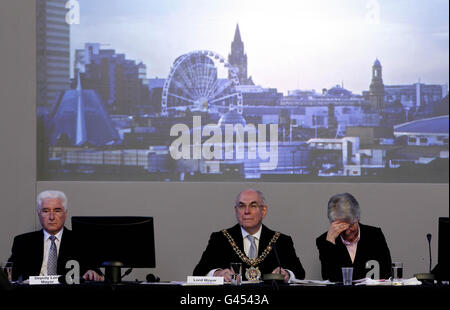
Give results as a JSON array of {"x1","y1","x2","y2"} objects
[
  {"x1": 391, "y1": 262, "x2": 403, "y2": 284},
  {"x1": 230, "y1": 262, "x2": 242, "y2": 285},
  {"x1": 342, "y1": 267, "x2": 353, "y2": 285},
  {"x1": 1, "y1": 261, "x2": 13, "y2": 282}
]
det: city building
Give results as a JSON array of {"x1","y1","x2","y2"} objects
[
  {"x1": 384, "y1": 83, "x2": 448, "y2": 118},
  {"x1": 394, "y1": 115, "x2": 449, "y2": 147},
  {"x1": 228, "y1": 24, "x2": 254, "y2": 85},
  {"x1": 307, "y1": 137, "x2": 361, "y2": 176},
  {"x1": 282, "y1": 85, "x2": 364, "y2": 106},
  {"x1": 279, "y1": 85, "x2": 380, "y2": 135},
  {"x1": 37, "y1": 0, "x2": 71, "y2": 109},
  {"x1": 386, "y1": 115, "x2": 449, "y2": 177},
  {"x1": 367, "y1": 58, "x2": 385, "y2": 111},
  {"x1": 48, "y1": 74, "x2": 120, "y2": 147},
  {"x1": 74, "y1": 43, "x2": 150, "y2": 115},
  {"x1": 235, "y1": 85, "x2": 282, "y2": 106},
  {"x1": 147, "y1": 78, "x2": 166, "y2": 114}
]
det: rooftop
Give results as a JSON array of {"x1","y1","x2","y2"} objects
[{"x1": 394, "y1": 115, "x2": 449, "y2": 134}]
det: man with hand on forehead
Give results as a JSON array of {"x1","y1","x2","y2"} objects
[
  {"x1": 193, "y1": 189, "x2": 305, "y2": 283},
  {"x1": 316, "y1": 193, "x2": 392, "y2": 282},
  {"x1": 8, "y1": 190, "x2": 103, "y2": 282}
]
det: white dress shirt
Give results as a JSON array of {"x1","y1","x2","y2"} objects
[
  {"x1": 340, "y1": 224, "x2": 361, "y2": 263},
  {"x1": 39, "y1": 229, "x2": 64, "y2": 276}
]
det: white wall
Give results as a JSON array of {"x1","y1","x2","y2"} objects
[
  {"x1": 0, "y1": 0, "x2": 37, "y2": 264},
  {"x1": 33, "y1": 182, "x2": 448, "y2": 281}
]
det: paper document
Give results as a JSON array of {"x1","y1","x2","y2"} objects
[
  {"x1": 291, "y1": 279, "x2": 334, "y2": 286},
  {"x1": 354, "y1": 277, "x2": 422, "y2": 286},
  {"x1": 140, "y1": 281, "x2": 178, "y2": 285}
]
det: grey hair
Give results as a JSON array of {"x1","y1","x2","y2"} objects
[
  {"x1": 36, "y1": 190, "x2": 68, "y2": 212},
  {"x1": 327, "y1": 193, "x2": 360, "y2": 223},
  {"x1": 235, "y1": 189, "x2": 266, "y2": 206}
]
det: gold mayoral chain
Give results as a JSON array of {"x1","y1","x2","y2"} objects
[{"x1": 222, "y1": 229, "x2": 281, "y2": 281}]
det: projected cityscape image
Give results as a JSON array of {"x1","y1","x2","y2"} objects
[{"x1": 37, "y1": 0, "x2": 449, "y2": 182}]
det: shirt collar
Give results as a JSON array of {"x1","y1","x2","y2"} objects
[
  {"x1": 340, "y1": 223, "x2": 360, "y2": 245},
  {"x1": 241, "y1": 225, "x2": 262, "y2": 241},
  {"x1": 43, "y1": 227, "x2": 64, "y2": 241}
]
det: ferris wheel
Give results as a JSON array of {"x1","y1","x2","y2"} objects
[{"x1": 161, "y1": 50, "x2": 243, "y2": 116}]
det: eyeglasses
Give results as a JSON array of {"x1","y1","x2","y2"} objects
[
  {"x1": 40, "y1": 208, "x2": 65, "y2": 217},
  {"x1": 235, "y1": 202, "x2": 263, "y2": 211}
]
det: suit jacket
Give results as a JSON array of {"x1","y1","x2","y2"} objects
[
  {"x1": 316, "y1": 223, "x2": 392, "y2": 282},
  {"x1": 193, "y1": 224, "x2": 305, "y2": 280},
  {"x1": 8, "y1": 227, "x2": 84, "y2": 281}
]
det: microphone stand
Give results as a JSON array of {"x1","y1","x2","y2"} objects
[
  {"x1": 414, "y1": 233, "x2": 436, "y2": 283},
  {"x1": 263, "y1": 243, "x2": 285, "y2": 284}
]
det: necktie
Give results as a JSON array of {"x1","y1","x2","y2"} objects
[
  {"x1": 247, "y1": 235, "x2": 257, "y2": 259},
  {"x1": 47, "y1": 236, "x2": 58, "y2": 275}
]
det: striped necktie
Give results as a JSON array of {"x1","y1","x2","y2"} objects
[{"x1": 47, "y1": 235, "x2": 58, "y2": 275}]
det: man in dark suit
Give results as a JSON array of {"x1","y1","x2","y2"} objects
[
  {"x1": 316, "y1": 193, "x2": 392, "y2": 282},
  {"x1": 193, "y1": 189, "x2": 305, "y2": 282},
  {"x1": 8, "y1": 190, "x2": 102, "y2": 282}
]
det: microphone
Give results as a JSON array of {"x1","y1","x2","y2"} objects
[
  {"x1": 145, "y1": 273, "x2": 160, "y2": 282},
  {"x1": 121, "y1": 268, "x2": 133, "y2": 280},
  {"x1": 273, "y1": 243, "x2": 282, "y2": 275},
  {"x1": 414, "y1": 233, "x2": 435, "y2": 282},
  {"x1": 426, "y1": 233, "x2": 432, "y2": 273},
  {"x1": 263, "y1": 243, "x2": 284, "y2": 283}
]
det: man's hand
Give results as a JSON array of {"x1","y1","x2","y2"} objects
[
  {"x1": 272, "y1": 267, "x2": 290, "y2": 283},
  {"x1": 326, "y1": 220, "x2": 350, "y2": 244},
  {"x1": 213, "y1": 268, "x2": 233, "y2": 282},
  {"x1": 83, "y1": 270, "x2": 104, "y2": 282}
]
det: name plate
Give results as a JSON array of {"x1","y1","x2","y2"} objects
[
  {"x1": 187, "y1": 276, "x2": 224, "y2": 285},
  {"x1": 29, "y1": 275, "x2": 60, "y2": 285}
]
